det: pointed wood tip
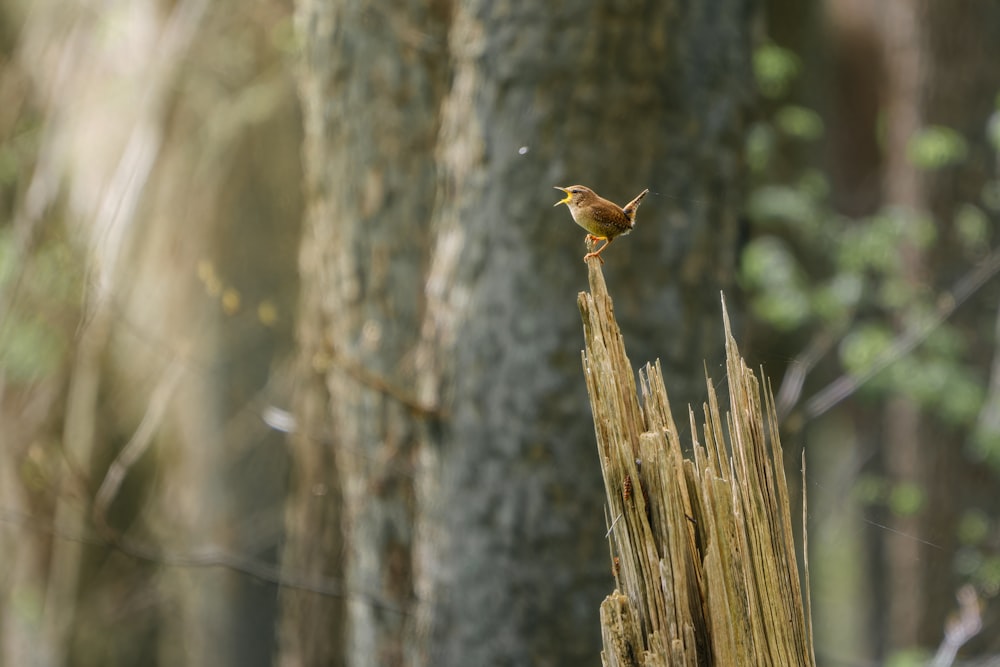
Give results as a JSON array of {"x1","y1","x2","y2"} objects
[{"x1": 721, "y1": 291, "x2": 731, "y2": 339}]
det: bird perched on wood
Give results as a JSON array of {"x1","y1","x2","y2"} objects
[{"x1": 553, "y1": 185, "x2": 649, "y2": 263}]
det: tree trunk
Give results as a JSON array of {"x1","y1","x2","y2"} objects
[
  {"x1": 285, "y1": 0, "x2": 752, "y2": 665},
  {"x1": 278, "y1": 1, "x2": 450, "y2": 665},
  {"x1": 414, "y1": 0, "x2": 752, "y2": 662},
  {"x1": 879, "y1": 0, "x2": 928, "y2": 649}
]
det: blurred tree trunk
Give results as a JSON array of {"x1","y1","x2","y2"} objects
[
  {"x1": 277, "y1": 1, "x2": 451, "y2": 666},
  {"x1": 284, "y1": 1, "x2": 752, "y2": 666},
  {"x1": 879, "y1": 0, "x2": 929, "y2": 650},
  {"x1": 885, "y1": 0, "x2": 1000, "y2": 654}
]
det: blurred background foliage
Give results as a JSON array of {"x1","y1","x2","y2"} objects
[
  {"x1": 740, "y1": 6, "x2": 1000, "y2": 663},
  {"x1": 744, "y1": 42, "x2": 996, "y2": 434},
  {"x1": 1, "y1": 0, "x2": 1000, "y2": 666}
]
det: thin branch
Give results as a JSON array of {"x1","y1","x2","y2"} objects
[
  {"x1": 91, "y1": 359, "x2": 185, "y2": 540},
  {"x1": 802, "y1": 244, "x2": 1000, "y2": 419},
  {"x1": 775, "y1": 333, "x2": 834, "y2": 422},
  {"x1": 81, "y1": 357, "x2": 409, "y2": 614},
  {"x1": 325, "y1": 344, "x2": 445, "y2": 420},
  {"x1": 0, "y1": 509, "x2": 406, "y2": 615}
]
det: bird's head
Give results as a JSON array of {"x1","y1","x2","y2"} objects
[{"x1": 553, "y1": 185, "x2": 596, "y2": 210}]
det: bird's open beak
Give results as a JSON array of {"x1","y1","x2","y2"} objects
[{"x1": 553, "y1": 186, "x2": 570, "y2": 207}]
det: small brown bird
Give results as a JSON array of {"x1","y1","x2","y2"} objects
[{"x1": 553, "y1": 185, "x2": 649, "y2": 263}]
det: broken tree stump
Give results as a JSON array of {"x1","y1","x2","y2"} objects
[{"x1": 578, "y1": 260, "x2": 815, "y2": 667}]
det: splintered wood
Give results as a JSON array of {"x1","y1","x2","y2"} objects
[{"x1": 578, "y1": 262, "x2": 815, "y2": 667}]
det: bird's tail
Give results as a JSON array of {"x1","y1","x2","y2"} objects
[{"x1": 623, "y1": 189, "x2": 650, "y2": 224}]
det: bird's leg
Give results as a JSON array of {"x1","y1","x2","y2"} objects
[
  {"x1": 583, "y1": 234, "x2": 603, "y2": 252},
  {"x1": 583, "y1": 237, "x2": 612, "y2": 264}
]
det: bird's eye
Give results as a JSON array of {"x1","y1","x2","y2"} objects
[{"x1": 571, "y1": 188, "x2": 581, "y2": 194}]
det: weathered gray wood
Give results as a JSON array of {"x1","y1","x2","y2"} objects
[{"x1": 579, "y1": 255, "x2": 815, "y2": 666}]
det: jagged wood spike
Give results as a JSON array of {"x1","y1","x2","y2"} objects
[{"x1": 580, "y1": 266, "x2": 815, "y2": 666}]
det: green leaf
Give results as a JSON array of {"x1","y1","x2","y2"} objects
[
  {"x1": 797, "y1": 169, "x2": 830, "y2": 201},
  {"x1": 747, "y1": 185, "x2": 818, "y2": 227},
  {"x1": 907, "y1": 125, "x2": 968, "y2": 169},
  {"x1": 775, "y1": 105, "x2": 824, "y2": 141},
  {"x1": 741, "y1": 237, "x2": 811, "y2": 330},
  {"x1": 888, "y1": 481, "x2": 925, "y2": 516},
  {"x1": 876, "y1": 276, "x2": 917, "y2": 310},
  {"x1": 957, "y1": 510, "x2": 991, "y2": 546},
  {"x1": 853, "y1": 473, "x2": 887, "y2": 504},
  {"x1": 741, "y1": 237, "x2": 803, "y2": 287},
  {"x1": 935, "y1": 369, "x2": 984, "y2": 425},
  {"x1": 954, "y1": 203, "x2": 989, "y2": 251},
  {"x1": 839, "y1": 324, "x2": 893, "y2": 376},
  {"x1": 812, "y1": 272, "x2": 862, "y2": 325},
  {"x1": 750, "y1": 291, "x2": 811, "y2": 331},
  {"x1": 839, "y1": 208, "x2": 936, "y2": 275},
  {"x1": 977, "y1": 555, "x2": 1000, "y2": 594},
  {"x1": 753, "y1": 43, "x2": 800, "y2": 99}
]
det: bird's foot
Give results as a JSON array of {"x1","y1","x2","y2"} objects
[{"x1": 583, "y1": 251, "x2": 605, "y2": 265}]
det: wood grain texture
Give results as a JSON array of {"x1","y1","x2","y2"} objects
[{"x1": 579, "y1": 260, "x2": 815, "y2": 666}]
